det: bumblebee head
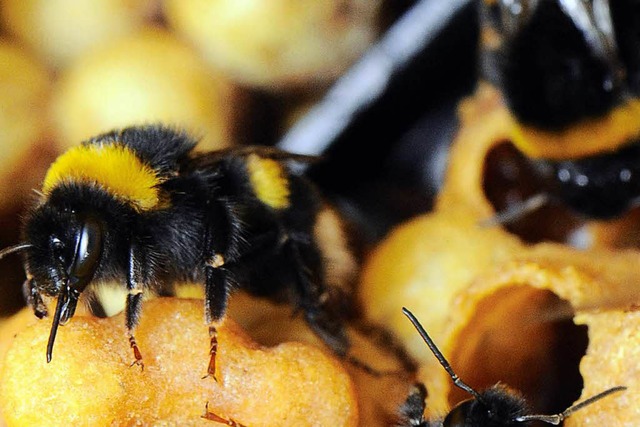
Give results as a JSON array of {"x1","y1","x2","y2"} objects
[
  {"x1": 442, "y1": 387, "x2": 528, "y2": 427},
  {"x1": 21, "y1": 202, "x2": 104, "y2": 362}
]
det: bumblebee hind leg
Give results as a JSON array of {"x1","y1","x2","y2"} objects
[
  {"x1": 284, "y1": 238, "x2": 350, "y2": 357},
  {"x1": 285, "y1": 238, "x2": 403, "y2": 377},
  {"x1": 202, "y1": 402, "x2": 246, "y2": 426},
  {"x1": 203, "y1": 256, "x2": 232, "y2": 382}
]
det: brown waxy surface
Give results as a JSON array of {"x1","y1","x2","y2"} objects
[{"x1": 0, "y1": 298, "x2": 358, "y2": 426}]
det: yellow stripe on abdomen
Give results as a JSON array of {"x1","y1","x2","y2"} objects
[
  {"x1": 246, "y1": 154, "x2": 290, "y2": 210},
  {"x1": 43, "y1": 143, "x2": 162, "y2": 211},
  {"x1": 511, "y1": 99, "x2": 640, "y2": 160}
]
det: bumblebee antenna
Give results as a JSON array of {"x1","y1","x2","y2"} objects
[
  {"x1": 515, "y1": 385, "x2": 626, "y2": 424},
  {"x1": 479, "y1": 193, "x2": 549, "y2": 228},
  {"x1": 402, "y1": 307, "x2": 483, "y2": 402},
  {"x1": 0, "y1": 243, "x2": 32, "y2": 260}
]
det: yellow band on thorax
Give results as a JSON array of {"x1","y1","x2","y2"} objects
[
  {"x1": 246, "y1": 154, "x2": 290, "y2": 210},
  {"x1": 43, "y1": 143, "x2": 162, "y2": 211},
  {"x1": 511, "y1": 99, "x2": 640, "y2": 160}
]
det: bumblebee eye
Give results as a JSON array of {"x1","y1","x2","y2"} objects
[{"x1": 68, "y1": 215, "x2": 103, "y2": 290}]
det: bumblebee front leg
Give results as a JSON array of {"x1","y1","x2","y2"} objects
[
  {"x1": 126, "y1": 245, "x2": 145, "y2": 370},
  {"x1": 203, "y1": 254, "x2": 231, "y2": 381},
  {"x1": 22, "y1": 275, "x2": 47, "y2": 318}
]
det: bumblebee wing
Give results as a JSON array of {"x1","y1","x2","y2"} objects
[
  {"x1": 188, "y1": 146, "x2": 322, "y2": 171},
  {"x1": 230, "y1": 145, "x2": 323, "y2": 164}
]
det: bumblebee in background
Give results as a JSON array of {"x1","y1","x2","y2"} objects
[
  {"x1": 481, "y1": 0, "x2": 640, "y2": 220},
  {"x1": 395, "y1": 308, "x2": 624, "y2": 427},
  {"x1": 0, "y1": 124, "x2": 359, "y2": 373}
]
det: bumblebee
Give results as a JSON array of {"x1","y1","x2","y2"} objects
[
  {"x1": 481, "y1": 0, "x2": 640, "y2": 220},
  {"x1": 0, "y1": 124, "x2": 359, "y2": 373},
  {"x1": 396, "y1": 308, "x2": 625, "y2": 427}
]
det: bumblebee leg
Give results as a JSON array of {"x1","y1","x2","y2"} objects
[
  {"x1": 285, "y1": 239, "x2": 394, "y2": 376},
  {"x1": 202, "y1": 402, "x2": 247, "y2": 426},
  {"x1": 205, "y1": 325, "x2": 219, "y2": 381},
  {"x1": 126, "y1": 291, "x2": 144, "y2": 370},
  {"x1": 201, "y1": 198, "x2": 243, "y2": 381},
  {"x1": 350, "y1": 320, "x2": 419, "y2": 374},
  {"x1": 126, "y1": 246, "x2": 145, "y2": 370},
  {"x1": 203, "y1": 256, "x2": 231, "y2": 382},
  {"x1": 285, "y1": 239, "x2": 350, "y2": 357},
  {"x1": 22, "y1": 276, "x2": 47, "y2": 318},
  {"x1": 303, "y1": 302, "x2": 350, "y2": 356}
]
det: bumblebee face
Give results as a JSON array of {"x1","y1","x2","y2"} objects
[
  {"x1": 24, "y1": 202, "x2": 104, "y2": 361},
  {"x1": 442, "y1": 393, "x2": 526, "y2": 427},
  {"x1": 26, "y1": 204, "x2": 104, "y2": 295}
]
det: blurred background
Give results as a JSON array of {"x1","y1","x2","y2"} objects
[{"x1": 0, "y1": 0, "x2": 479, "y2": 315}]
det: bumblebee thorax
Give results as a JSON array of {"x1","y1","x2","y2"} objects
[{"x1": 43, "y1": 143, "x2": 164, "y2": 212}]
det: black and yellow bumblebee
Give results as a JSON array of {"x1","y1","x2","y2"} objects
[
  {"x1": 481, "y1": 0, "x2": 640, "y2": 221},
  {"x1": 395, "y1": 308, "x2": 624, "y2": 427},
  {"x1": 0, "y1": 124, "x2": 360, "y2": 372}
]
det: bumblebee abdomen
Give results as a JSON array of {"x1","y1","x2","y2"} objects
[
  {"x1": 483, "y1": 0, "x2": 640, "y2": 160},
  {"x1": 500, "y1": 1, "x2": 618, "y2": 129},
  {"x1": 245, "y1": 153, "x2": 291, "y2": 210},
  {"x1": 511, "y1": 99, "x2": 640, "y2": 160}
]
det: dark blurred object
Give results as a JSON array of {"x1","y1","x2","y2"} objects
[{"x1": 278, "y1": 0, "x2": 479, "y2": 243}]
